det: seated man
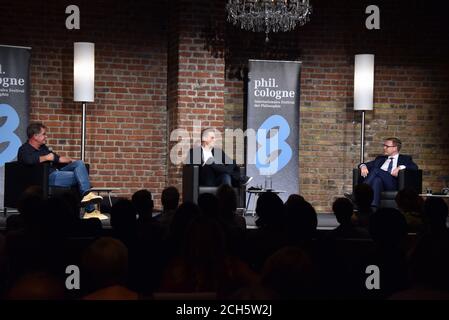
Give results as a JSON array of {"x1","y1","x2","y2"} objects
[
  {"x1": 351, "y1": 137, "x2": 418, "y2": 208},
  {"x1": 17, "y1": 122, "x2": 103, "y2": 216},
  {"x1": 186, "y1": 128, "x2": 252, "y2": 187}
]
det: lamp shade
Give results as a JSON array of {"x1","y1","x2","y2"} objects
[
  {"x1": 74, "y1": 42, "x2": 95, "y2": 102},
  {"x1": 354, "y1": 54, "x2": 374, "y2": 111}
]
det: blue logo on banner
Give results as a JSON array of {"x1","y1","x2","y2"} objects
[
  {"x1": 255, "y1": 115, "x2": 292, "y2": 174},
  {"x1": 0, "y1": 104, "x2": 22, "y2": 166}
]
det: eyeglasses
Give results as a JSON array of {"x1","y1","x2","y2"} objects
[{"x1": 383, "y1": 144, "x2": 396, "y2": 148}]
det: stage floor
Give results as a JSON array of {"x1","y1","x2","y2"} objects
[{"x1": 0, "y1": 210, "x2": 339, "y2": 231}]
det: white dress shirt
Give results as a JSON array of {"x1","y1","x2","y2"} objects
[
  {"x1": 380, "y1": 154, "x2": 406, "y2": 172},
  {"x1": 201, "y1": 146, "x2": 213, "y2": 165}
]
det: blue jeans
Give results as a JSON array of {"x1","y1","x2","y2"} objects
[{"x1": 49, "y1": 160, "x2": 94, "y2": 211}]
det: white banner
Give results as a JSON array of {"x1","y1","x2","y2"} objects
[{"x1": 246, "y1": 60, "x2": 301, "y2": 201}]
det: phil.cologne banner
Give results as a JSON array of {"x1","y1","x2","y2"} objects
[
  {"x1": 246, "y1": 59, "x2": 301, "y2": 202},
  {"x1": 0, "y1": 45, "x2": 31, "y2": 208}
]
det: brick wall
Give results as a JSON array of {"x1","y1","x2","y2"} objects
[
  {"x1": 224, "y1": 0, "x2": 449, "y2": 212},
  {"x1": 0, "y1": 0, "x2": 168, "y2": 208},
  {"x1": 167, "y1": 0, "x2": 226, "y2": 190},
  {"x1": 2, "y1": 0, "x2": 448, "y2": 213}
]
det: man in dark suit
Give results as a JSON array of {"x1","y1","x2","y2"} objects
[
  {"x1": 356, "y1": 137, "x2": 418, "y2": 208},
  {"x1": 186, "y1": 128, "x2": 252, "y2": 187}
]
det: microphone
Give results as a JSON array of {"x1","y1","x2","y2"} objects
[{"x1": 47, "y1": 147, "x2": 55, "y2": 163}]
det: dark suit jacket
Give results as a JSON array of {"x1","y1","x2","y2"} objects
[
  {"x1": 360, "y1": 154, "x2": 418, "y2": 172},
  {"x1": 186, "y1": 146, "x2": 239, "y2": 186}
]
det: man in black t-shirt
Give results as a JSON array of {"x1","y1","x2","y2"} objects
[{"x1": 17, "y1": 122, "x2": 104, "y2": 217}]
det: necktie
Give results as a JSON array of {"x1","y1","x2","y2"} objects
[{"x1": 387, "y1": 157, "x2": 394, "y2": 173}]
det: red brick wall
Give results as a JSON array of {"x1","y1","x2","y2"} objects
[
  {"x1": 0, "y1": 0, "x2": 168, "y2": 208},
  {"x1": 167, "y1": 0, "x2": 226, "y2": 190},
  {"x1": 224, "y1": 0, "x2": 449, "y2": 212}
]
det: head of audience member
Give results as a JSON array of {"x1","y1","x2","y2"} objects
[
  {"x1": 81, "y1": 237, "x2": 129, "y2": 293},
  {"x1": 285, "y1": 194, "x2": 305, "y2": 208},
  {"x1": 332, "y1": 197, "x2": 354, "y2": 225},
  {"x1": 169, "y1": 201, "x2": 201, "y2": 249},
  {"x1": 255, "y1": 192, "x2": 285, "y2": 229},
  {"x1": 216, "y1": 184, "x2": 238, "y2": 220},
  {"x1": 16, "y1": 185, "x2": 44, "y2": 225},
  {"x1": 354, "y1": 183, "x2": 374, "y2": 211},
  {"x1": 198, "y1": 193, "x2": 219, "y2": 217},
  {"x1": 131, "y1": 189, "x2": 154, "y2": 219},
  {"x1": 161, "y1": 186, "x2": 180, "y2": 212},
  {"x1": 184, "y1": 215, "x2": 227, "y2": 268},
  {"x1": 423, "y1": 197, "x2": 448, "y2": 231},
  {"x1": 6, "y1": 271, "x2": 65, "y2": 300},
  {"x1": 395, "y1": 188, "x2": 423, "y2": 214},
  {"x1": 261, "y1": 246, "x2": 315, "y2": 299},
  {"x1": 369, "y1": 208, "x2": 408, "y2": 248},
  {"x1": 284, "y1": 195, "x2": 317, "y2": 241},
  {"x1": 110, "y1": 198, "x2": 137, "y2": 234},
  {"x1": 183, "y1": 215, "x2": 229, "y2": 293}
]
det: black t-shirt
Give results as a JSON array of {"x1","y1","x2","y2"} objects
[{"x1": 17, "y1": 142, "x2": 60, "y2": 173}]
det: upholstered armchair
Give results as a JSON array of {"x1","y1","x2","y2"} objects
[
  {"x1": 352, "y1": 168, "x2": 423, "y2": 209},
  {"x1": 182, "y1": 165, "x2": 246, "y2": 208},
  {"x1": 3, "y1": 161, "x2": 88, "y2": 215}
]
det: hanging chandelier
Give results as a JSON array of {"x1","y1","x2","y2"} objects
[{"x1": 226, "y1": 0, "x2": 312, "y2": 42}]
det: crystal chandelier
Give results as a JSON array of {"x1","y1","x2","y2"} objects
[{"x1": 226, "y1": 0, "x2": 312, "y2": 42}]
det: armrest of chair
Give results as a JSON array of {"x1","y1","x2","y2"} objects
[
  {"x1": 352, "y1": 167, "x2": 422, "y2": 194},
  {"x1": 4, "y1": 161, "x2": 51, "y2": 208},
  {"x1": 398, "y1": 169, "x2": 422, "y2": 193},
  {"x1": 182, "y1": 165, "x2": 200, "y2": 203},
  {"x1": 352, "y1": 168, "x2": 362, "y2": 189},
  {"x1": 237, "y1": 166, "x2": 246, "y2": 208}
]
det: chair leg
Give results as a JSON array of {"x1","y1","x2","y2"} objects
[{"x1": 3, "y1": 207, "x2": 7, "y2": 217}]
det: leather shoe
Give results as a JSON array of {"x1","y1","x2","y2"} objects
[
  {"x1": 344, "y1": 192, "x2": 354, "y2": 202},
  {"x1": 81, "y1": 192, "x2": 103, "y2": 206},
  {"x1": 83, "y1": 209, "x2": 109, "y2": 220}
]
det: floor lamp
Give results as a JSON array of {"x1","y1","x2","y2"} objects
[
  {"x1": 354, "y1": 54, "x2": 374, "y2": 164},
  {"x1": 74, "y1": 42, "x2": 95, "y2": 162}
]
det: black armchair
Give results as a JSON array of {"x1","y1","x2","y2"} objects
[
  {"x1": 3, "y1": 161, "x2": 88, "y2": 214},
  {"x1": 352, "y1": 168, "x2": 423, "y2": 209},
  {"x1": 182, "y1": 165, "x2": 246, "y2": 208}
]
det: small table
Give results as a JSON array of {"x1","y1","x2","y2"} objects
[
  {"x1": 89, "y1": 187, "x2": 121, "y2": 207},
  {"x1": 246, "y1": 189, "x2": 286, "y2": 216},
  {"x1": 419, "y1": 193, "x2": 449, "y2": 199}
]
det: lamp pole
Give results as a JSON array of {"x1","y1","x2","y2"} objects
[
  {"x1": 81, "y1": 102, "x2": 87, "y2": 162},
  {"x1": 360, "y1": 110, "x2": 365, "y2": 164},
  {"x1": 354, "y1": 54, "x2": 374, "y2": 165},
  {"x1": 74, "y1": 42, "x2": 95, "y2": 162}
]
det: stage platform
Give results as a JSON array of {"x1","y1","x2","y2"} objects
[{"x1": 0, "y1": 209, "x2": 339, "y2": 231}]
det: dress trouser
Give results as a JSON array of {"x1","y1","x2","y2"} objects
[{"x1": 363, "y1": 168, "x2": 398, "y2": 207}]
